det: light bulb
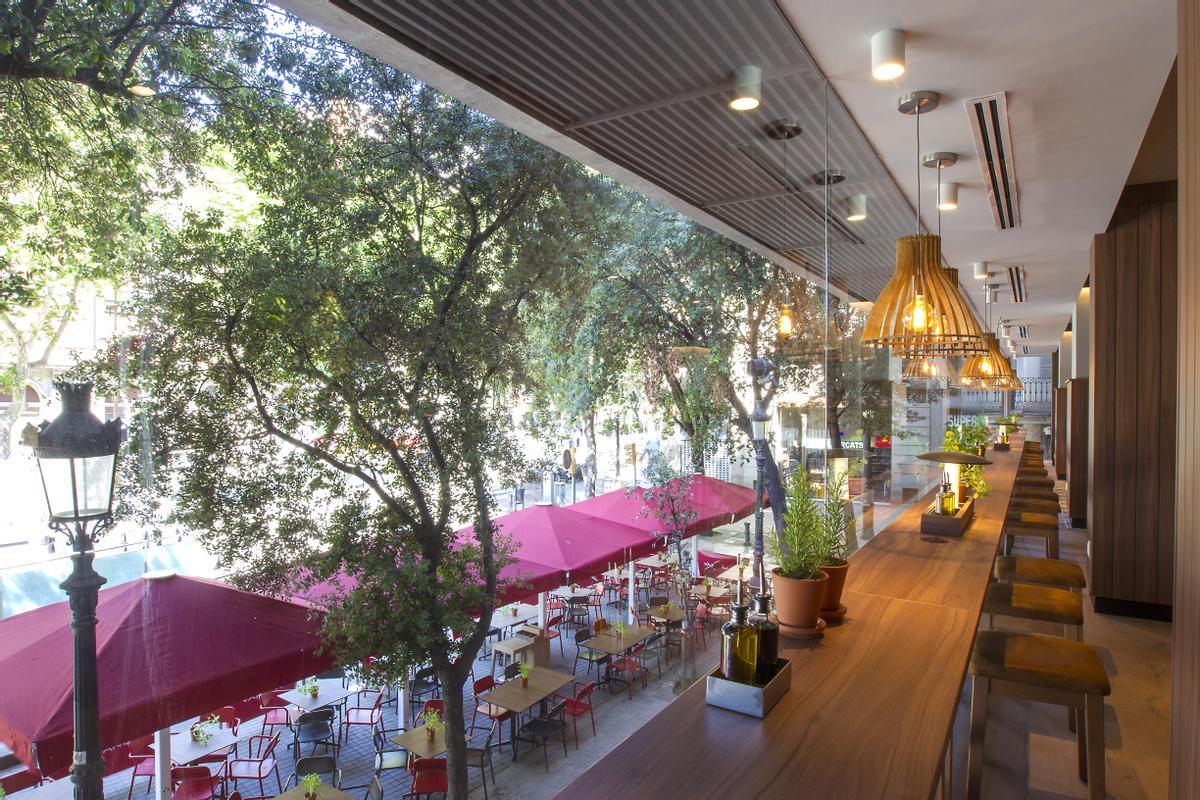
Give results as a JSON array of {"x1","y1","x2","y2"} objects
[
  {"x1": 778, "y1": 306, "x2": 794, "y2": 338},
  {"x1": 981, "y1": 357, "x2": 994, "y2": 375},
  {"x1": 904, "y1": 294, "x2": 929, "y2": 333}
]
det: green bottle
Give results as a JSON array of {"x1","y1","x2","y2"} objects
[{"x1": 720, "y1": 579, "x2": 759, "y2": 684}]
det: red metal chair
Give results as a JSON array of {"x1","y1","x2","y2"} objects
[
  {"x1": 407, "y1": 758, "x2": 447, "y2": 799},
  {"x1": 588, "y1": 582, "x2": 605, "y2": 623},
  {"x1": 555, "y1": 681, "x2": 597, "y2": 749},
  {"x1": 257, "y1": 692, "x2": 293, "y2": 737},
  {"x1": 197, "y1": 707, "x2": 240, "y2": 768},
  {"x1": 226, "y1": 733, "x2": 281, "y2": 798},
  {"x1": 340, "y1": 689, "x2": 383, "y2": 743},
  {"x1": 544, "y1": 613, "x2": 565, "y2": 657},
  {"x1": 469, "y1": 676, "x2": 511, "y2": 750},
  {"x1": 126, "y1": 735, "x2": 156, "y2": 800},
  {"x1": 170, "y1": 767, "x2": 218, "y2": 800},
  {"x1": 420, "y1": 699, "x2": 444, "y2": 717},
  {"x1": 610, "y1": 643, "x2": 648, "y2": 700}
]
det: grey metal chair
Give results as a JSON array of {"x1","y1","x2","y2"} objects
[
  {"x1": 517, "y1": 700, "x2": 569, "y2": 772},
  {"x1": 293, "y1": 708, "x2": 338, "y2": 756},
  {"x1": 464, "y1": 725, "x2": 496, "y2": 799},
  {"x1": 287, "y1": 754, "x2": 342, "y2": 789}
]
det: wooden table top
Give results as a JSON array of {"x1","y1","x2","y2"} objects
[
  {"x1": 273, "y1": 783, "x2": 357, "y2": 800},
  {"x1": 278, "y1": 678, "x2": 355, "y2": 713},
  {"x1": 152, "y1": 727, "x2": 239, "y2": 764},
  {"x1": 555, "y1": 439, "x2": 1023, "y2": 800},
  {"x1": 479, "y1": 667, "x2": 573, "y2": 713},
  {"x1": 585, "y1": 624, "x2": 657, "y2": 655},
  {"x1": 390, "y1": 726, "x2": 467, "y2": 759},
  {"x1": 637, "y1": 554, "x2": 676, "y2": 569},
  {"x1": 715, "y1": 563, "x2": 751, "y2": 583},
  {"x1": 487, "y1": 605, "x2": 539, "y2": 629},
  {"x1": 648, "y1": 604, "x2": 685, "y2": 623},
  {"x1": 688, "y1": 583, "x2": 730, "y2": 600},
  {"x1": 551, "y1": 586, "x2": 593, "y2": 600}
]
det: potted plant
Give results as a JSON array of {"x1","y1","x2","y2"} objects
[
  {"x1": 301, "y1": 774, "x2": 321, "y2": 800},
  {"x1": 419, "y1": 708, "x2": 443, "y2": 739},
  {"x1": 945, "y1": 425, "x2": 990, "y2": 499},
  {"x1": 612, "y1": 620, "x2": 627, "y2": 637},
  {"x1": 846, "y1": 457, "x2": 866, "y2": 497},
  {"x1": 189, "y1": 718, "x2": 214, "y2": 745},
  {"x1": 517, "y1": 659, "x2": 534, "y2": 687},
  {"x1": 819, "y1": 473, "x2": 855, "y2": 624},
  {"x1": 770, "y1": 468, "x2": 832, "y2": 637},
  {"x1": 296, "y1": 677, "x2": 318, "y2": 699}
]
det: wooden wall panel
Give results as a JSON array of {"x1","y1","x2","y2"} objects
[
  {"x1": 1089, "y1": 181, "x2": 1176, "y2": 612},
  {"x1": 1066, "y1": 378, "x2": 1088, "y2": 526},
  {"x1": 1172, "y1": 0, "x2": 1200, "y2": 794}
]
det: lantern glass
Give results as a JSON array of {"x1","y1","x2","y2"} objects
[{"x1": 38, "y1": 453, "x2": 116, "y2": 523}]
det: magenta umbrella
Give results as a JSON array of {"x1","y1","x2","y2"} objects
[
  {"x1": 0, "y1": 573, "x2": 333, "y2": 775},
  {"x1": 573, "y1": 476, "x2": 762, "y2": 539},
  {"x1": 457, "y1": 505, "x2": 658, "y2": 583}
]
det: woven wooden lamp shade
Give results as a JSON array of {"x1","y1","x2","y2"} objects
[
  {"x1": 861, "y1": 233, "x2": 985, "y2": 355},
  {"x1": 958, "y1": 334, "x2": 1022, "y2": 389}
]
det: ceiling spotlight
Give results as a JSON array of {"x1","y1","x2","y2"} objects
[
  {"x1": 871, "y1": 29, "x2": 906, "y2": 81},
  {"x1": 729, "y1": 65, "x2": 762, "y2": 112},
  {"x1": 937, "y1": 182, "x2": 960, "y2": 211},
  {"x1": 972, "y1": 261, "x2": 989, "y2": 280},
  {"x1": 846, "y1": 194, "x2": 868, "y2": 223},
  {"x1": 812, "y1": 169, "x2": 846, "y2": 186}
]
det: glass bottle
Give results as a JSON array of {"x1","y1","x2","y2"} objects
[
  {"x1": 749, "y1": 587, "x2": 780, "y2": 684},
  {"x1": 720, "y1": 580, "x2": 759, "y2": 684},
  {"x1": 938, "y1": 478, "x2": 957, "y2": 515}
]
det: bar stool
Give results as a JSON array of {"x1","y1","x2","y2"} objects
[
  {"x1": 967, "y1": 630, "x2": 1110, "y2": 799},
  {"x1": 1015, "y1": 475, "x2": 1056, "y2": 491},
  {"x1": 994, "y1": 555, "x2": 1086, "y2": 596},
  {"x1": 1003, "y1": 511, "x2": 1060, "y2": 559},
  {"x1": 1008, "y1": 496, "x2": 1062, "y2": 515},
  {"x1": 982, "y1": 582, "x2": 1083, "y2": 640}
]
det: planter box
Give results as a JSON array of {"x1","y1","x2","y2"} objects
[
  {"x1": 992, "y1": 441, "x2": 1011, "y2": 451},
  {"x1": 920, "y1": 496, "x2": 975, "y2": 537},
  {"x1": 705, "y1": 658, "x2": 792, "y2": 718}
]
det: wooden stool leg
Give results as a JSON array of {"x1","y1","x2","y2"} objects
[
  {"x1": 1076, "y1": 706, "x2": 1086, "y2": 776},
  {"x1": 1048, "y1": 528, "x2": 1060, "y2": 560},
  {"x1": 966, "y1": 675, "x2": 989, "y2": 800},
  {"x1": 1085, "y1": 694, "x2": 1106, "y2": 800}
]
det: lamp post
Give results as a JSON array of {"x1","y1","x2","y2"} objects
[
  {"x1": 750, "y1": 399, "x2": 770, "y2": 590},
  {"x1": 24, "y1": 382, "x2": 124, "y2": 800}
]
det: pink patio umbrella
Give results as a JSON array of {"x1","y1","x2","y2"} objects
[
  {"x1": 457, "y1": 504, "x2": 659, "y2": 583},
  {"x1": 0, "y1": 573, "x2": 333, "y2": 775},
  {"x1": 572, "y1": 475, "x2": 764, "y2": 539}
]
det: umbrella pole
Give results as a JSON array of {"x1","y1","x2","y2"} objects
[
  {"x1": 627, "y1": 557, "x2": 636, "y2": 625},
  {"x1": 398, "y1": 669, "x2": 409, "y2": 727},
  {"x1": 537, "y1": 592, "x2": 547, "y2": 628},
  {"x1": 153, "y1": 728, "x2": 171, "y2": 800}
]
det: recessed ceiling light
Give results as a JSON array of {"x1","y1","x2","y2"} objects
[
  {"x1": 729, "y1": 65, "x2": 761, "y2": 112},
  {"x1": 846, "y1": 194, "x2": 868, "y2": 223},
  {"x1": 937, "y1": 182, "x2": 959, "y2": 211},
  {"x1": 871, "y1": 29, "x2": 906, "y2": 81}
]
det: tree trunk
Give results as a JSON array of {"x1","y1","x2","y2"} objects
[
  {"x1": 826, "y1": 397, "x2": 844, "y2": 452},
  {"x1": 0, "y1": 364, "x2": 30, "y2": 460},
  {"x1": 439, "y1": 669, "x2": 470, "y2": 799},
  {"x1": 583, "y1": 409, "x2": 597, "y2": 497},
  {"x1": 690, "y1": 442, "x2": 705, "y2": 474}
]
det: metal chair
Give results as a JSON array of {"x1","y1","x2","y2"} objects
[
  {"x1": 464, "y1": 725, "x2": 496, "y2": 799},
  {"x1": 287, "y1": 755, "x2": 342, "y2": 790},
  {"x1": 406, "y1": 667, "x2": 440, "y2": 724},
  {"x1": 517, "y1": 700, "x2": 569, "y2": 772},
  {"x1": 226, "y1": 733, "x2": 282, "y2": 798},
  {"x1": 293, "y1": 708, "x2": 338, "y2": 756},
  {"x1": 371, "y1": 727, "x2": 409, "y2": 780},
  {"x1": 126, "y1": 735, "x2": 156, "y2": 800},
  {"x1": 364, "y1": 775, "x2": 383, "y2": 800},
  {"x1": 406, "y1": 758, "x2": 447, "y2": 799},
  {"x1": 170, "y1": 767, "x2": 218, "y2": 800},
  {"x1": 573, "y1": 628, "x2": 609, "y2": 679}
]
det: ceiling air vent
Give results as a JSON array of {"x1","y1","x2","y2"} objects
[
  {"x1": 1018, "y1": 324, "x2": 1029, "y2": 338},
  {"x1": 1006, "y1": 265, "x2": 1027, "y2": 303},
  {"x1": 965, "y1": 92, "x2": 1020, "y2": 230},
  {"x1": 1022, "y1": 345, "x2": 1029, "y2": 355}
]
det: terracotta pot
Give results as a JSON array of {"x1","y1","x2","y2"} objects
[
  {"x1": 771, "y1": 568, "x2": 828, "y2": 632},
  {"x1": 520, "y1": 676, "x2": 528, "y2": 688},
  {"x1": 957, "y1": 482, "x2": 970, "y2": 504},
  {"x1": 848, "y1": 477, "x2": 865, "y2": 497},
  {"x1": 819, "y1": 563, "x2": 849, "y2": 620},
  {"x1": 309, "y1": 688, "x2": 318, "y2": 699},
  {"x1": 304, "y1": 792, "x2": 315, "y2": 800},
  {"x1": 425, "y1": 727, "x2": 436, "y2": 740}
]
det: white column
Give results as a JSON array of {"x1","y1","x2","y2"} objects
[
  {"x1": 627, "y1": 559, "x2": 636, "y2": 624},
  {"x1": 537, "y1": 591, "x2": 546, "y2": 627},
  {"x1": 397, "y1": 670, "x2": 408, "y2": 727},
  {"x1": 153, "y1": 727, "x2": 171, "y2": 800}
]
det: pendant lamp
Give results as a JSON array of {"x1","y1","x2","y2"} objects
[{"x1": 861, "y1": 91, "x2": 984, "y2": 357}]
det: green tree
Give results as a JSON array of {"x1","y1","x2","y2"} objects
[{"x1": 113, "y1": 42, "x2": 597, "y2": 799}]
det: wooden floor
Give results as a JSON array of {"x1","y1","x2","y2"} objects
[{"x1": 948, "y1": 481, "x2": 1172, "y2": 799}]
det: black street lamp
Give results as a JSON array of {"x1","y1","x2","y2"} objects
[
  {"x1": 747, "y1": 357, "x2": 777, "y2": 591},
  {"x1": 24, "y1": 381, "x2": 124, "y2": 800}
]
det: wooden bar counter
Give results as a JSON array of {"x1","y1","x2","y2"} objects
[{"x1": 555, "y1": 440, "x2": 1024, "y2": 800}]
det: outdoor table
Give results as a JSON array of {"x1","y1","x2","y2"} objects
[
  {"x1": 637, "y1": 554, "x2": 676, "y2": 569},
  {"x1": 10, "y1": 778, "x2": 76, "y2": 800},
  {"x1": 715, "y1": 563, "x2": 751, "y2": 583},
  {"x1": 278, "y1": 678, "x2": 356, "y2": 714},
  {"x1": 602, "y1": 566, "x2": 630, "y2": 580},
  {"x1": 488, "y1": 605, "x2": 538, "y2": 631},
  {"x1": 273, "y1": 783, "x2": 356, "y2": 800},
  {"x1": 584, "y1": 624, "x2": 657, "y2": 656},
  {"x1": 648, "y1": 604, "x2": 685, "y2": 624},
  {"x1": 491, "y1": 634, "x2": 537, "y2": 674},
  {"x1": 550, "y1": 586, "x2": 592, "y2": 601},
  {"x1": 152, "y1": 726, "x2": 240, "y2": 765},
  {"x1": 479, "y1": 667, "x2": 573, "y2": 761},
  {"x1": 688, "y1": 583, "x2": 730, "y2": 600},
  {"x1": 391, "y1": 726, "x2": 467, "y2": 759}
]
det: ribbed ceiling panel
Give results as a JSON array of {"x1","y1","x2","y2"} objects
[{"x1": 333, "y1": 0, "x2": 919, "y2": 299}]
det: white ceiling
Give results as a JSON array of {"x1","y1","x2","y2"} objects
[{"x1": 780, "y1": 0, "x2": 1176, "y2": 353}]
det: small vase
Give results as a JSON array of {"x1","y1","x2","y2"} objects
[
  {"x1": 304, "y1": 792, "x2": 315, "y2": 800},
  {"x1": 520, "y1": 676, "x2": 528, "y2": 688},
  {"x1": 190, "y1": 729, "x2": 202, "y2": 743},
  {"x1": 425, "y1": 727, "x2": 436, "y2": 740},
  {"x1": 309, "y1": 689, "x2": 318, "y2": 699}
]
